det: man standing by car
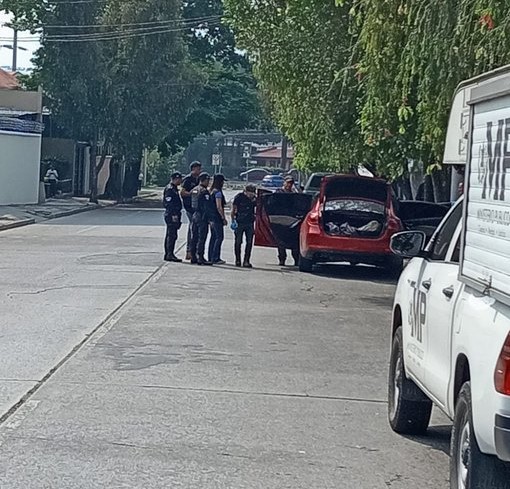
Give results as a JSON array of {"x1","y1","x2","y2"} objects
[
  {"x1": 231, "y1": 184, "x2": 257, "y2": 267},
  {"x1": 180, "y1": 161, "x2": 202, "y2": 260},
  {"x1": 189, "y1": 172, "x2": 213, "y2": 265},
  {"x1": 163, "y1": 172, "x2": 183, "y2": 262},
  {"x1": 276, "y1": 176, "x2": 300, "y2": 266}
]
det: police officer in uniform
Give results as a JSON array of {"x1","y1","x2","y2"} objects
[
  {"x1": 189, "y1": 172, "x2": 213, "y2": 265},
  {"x1": 163, "y1": 172, "x2": 183, "y2": 262}
]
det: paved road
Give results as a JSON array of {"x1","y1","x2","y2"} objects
[{"x1": 0, "y1": 208, "x2": 449, "y2": 488}]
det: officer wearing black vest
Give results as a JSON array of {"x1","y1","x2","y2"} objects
[
  {"x1": 189, "y1": 172, "x2": 213, "y2": 265},
  {"x1": 163, "y1": 172, "x2": 183, "y2": 262}
]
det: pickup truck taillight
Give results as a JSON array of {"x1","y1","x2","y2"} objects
[{"x1": 495, "y1": 333, "x2": 510, "y2": 395}]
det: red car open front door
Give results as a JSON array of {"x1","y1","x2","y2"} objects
[{"x1": 255, "y1": 189, "x2": 313, "y2": 248}]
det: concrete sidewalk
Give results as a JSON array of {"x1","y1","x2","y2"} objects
[{"x1": 0, "y1": 198, "x2": 105, "y2": 232}]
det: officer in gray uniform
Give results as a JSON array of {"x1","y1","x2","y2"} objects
[{"x1": 189, "y1": 172, "x2": 213, "y2": 265}]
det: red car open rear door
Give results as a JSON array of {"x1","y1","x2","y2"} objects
[{"x1": 255, "y1": 190, "x2": 313, "y2": 248}]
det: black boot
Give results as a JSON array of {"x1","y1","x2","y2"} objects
[
  {"x1": 197, "y1": 255, "x2": 212, "y2": 266},
  {"x1": 165, "y1": 255, "x2": 182, "y2": 263},
  {"x1": 243, "y1": 254, "x2": 252, "y2": 268}
]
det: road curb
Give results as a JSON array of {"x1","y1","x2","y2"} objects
[
  {"x1": 0, "y1": 201, "x2": 117, "y2": 233},
  {"x1": 42, "y1": 204, "x2": 100, "y2": 221},
  {"x1": 0, "y1": 218, "x2": 36, "y2": 232}
]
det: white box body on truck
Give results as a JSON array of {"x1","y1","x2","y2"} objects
[{"x1": 388, "y1": 66, "x2": 510, "y2": 489}]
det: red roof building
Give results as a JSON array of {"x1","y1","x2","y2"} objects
[
  {"x1": 251, "y1": 144, "x2": 294, "y2": 169},
  {"x1": 0, "y1": 69, "x2": 19, "y2": 90}
]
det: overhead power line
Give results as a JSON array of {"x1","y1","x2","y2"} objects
[
  {"x1": 1, "y1": 15, "x2": 221, "y2": 33},
  {"x1": 21, "y1": 15, "x2": 221, "y2": 29},
  {"x1": 0, "y1": 17, "x2": 222, "y2": 43},
  {"x1": 0, "y1": 21, "x2": 222, "y2": 43}
]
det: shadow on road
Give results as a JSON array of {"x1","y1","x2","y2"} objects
[
  {"x1": 44, "y1": 207, "x2": 167, "y2": 227},
  {"x1": 311, "y1": 263, "x2": 399, "y2": 285},
  {"x1": 407, "y1": 424, "x2": 452, "y2": 457}
]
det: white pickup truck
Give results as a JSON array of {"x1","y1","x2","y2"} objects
[{"x1": 388, "y1": 67, "x2": 510, "y2": 489}]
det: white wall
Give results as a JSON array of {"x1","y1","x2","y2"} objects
[{"x1": 0, "y1": 130, "x2": 41, "y2": 205}]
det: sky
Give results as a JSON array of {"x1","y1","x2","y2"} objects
[{"x1": 0, "y1": 12, "x2": 39, "y2": 72}]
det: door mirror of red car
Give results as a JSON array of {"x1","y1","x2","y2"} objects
[{"x1": 390, "y1": 231, "x2": 426, "y2": 258}]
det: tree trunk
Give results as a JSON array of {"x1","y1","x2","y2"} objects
[
  {"x1": 122, "y1": 156, "x2": 142, "y2": 199},
  {"x1": 393, "y1": 175, "x2": 413, "y2": 200},
  {"x1": 104, "y1": 157, "x2": 122, "y2": 200},
  {"x1": 89, "y1": 135, "x2": 98, "y2": 204},
  {"x1": 423, "y1": 174, "x2": 434, "y2": 202},
  {"x1": 431, "y1": 166, "x2": 451, "y2": 203}
]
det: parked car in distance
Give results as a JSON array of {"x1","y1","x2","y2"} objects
[
  {"x1": 261, "y1": 175, "x2": 285, "y2": 189},
  {"x1": 298, "y1": 175, "x2": 449, "y2": 274},
  {"x1": 303, "y1": 172, "x2": 333, "y2": 196},
  {"x1": 239, "y1": 168, "x2": 270, "y2": 183}
]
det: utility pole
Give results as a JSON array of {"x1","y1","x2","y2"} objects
[
  {"x1": 12, "y1": 28, "x2": 18, "y2": 72},
  {"x1": 281, "y1": 135, "x2": 288, "y2": 171}
]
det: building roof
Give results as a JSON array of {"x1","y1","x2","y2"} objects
[
  {"x1": 252, "y1": 145, "x2": 295, "y2": 160},
  {"x1": 0, "y1": 69, "x2": 19, "y2": 90},
  {"x1": 0, "y1": 108, "x2": 38, "y2": 117}
]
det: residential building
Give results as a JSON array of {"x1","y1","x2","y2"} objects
[{"x1": 0, "y1": 68, "x2": 44, "y2": 205}]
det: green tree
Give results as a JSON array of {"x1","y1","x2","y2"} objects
[
  {"x1": 226, "y1": 0, "x2": 510, "y2": 200},
  {"x1": 162, "y1": 0, "x2": 265, "y2": 155},
  {"x1": 100, "y1": 0, "x2": 201, "y2": 197},
  {"x1": 37, "y1": 0, "x2": 109, "y2": 202},
  {"x1": 225, "y1": 0, "x2": 363, "y2": 170}
]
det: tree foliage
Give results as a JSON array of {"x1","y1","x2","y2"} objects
[
  {"x1": 225, "y1": 0, "x2": 510, "y2": 184},
  {"x1": 162, "y1": 0, "x2": 265, "y2": 154},
  {"x1": 3, "y1": 0, "x2": 263, "y2": 197}
]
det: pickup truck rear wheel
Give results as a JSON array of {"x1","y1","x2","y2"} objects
[
  {"x1": 388, "y1": 327, "x2": 432, "y2": 435},
  {"x1": 451, "y1": 382, "x2": 510, "y2": 489},
  {"x1": 299, "y1": 255, "x2": 314, "y2": 273}
]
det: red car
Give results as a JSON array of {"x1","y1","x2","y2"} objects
[
  {"x1": 299, "y1": 175, "x2": 404, "y2": 273},
  {"x1": 255, "y1": 174, "x2": 449, "y2": 275}
]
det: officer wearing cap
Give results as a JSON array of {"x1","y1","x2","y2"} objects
[
  {"x1": 163, "y1": 172, "x2": 183, "y2": 262},
  {"x1": 189, "y1": 172, "x2": 213, "y2": 265}
]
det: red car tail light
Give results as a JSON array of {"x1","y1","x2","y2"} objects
[
  {"x1": 308, "y1": 211, "x2": 319, "y2": 224},
  {"x1": 495, "y1": 333, "x2": 510, "y2": 395},
  {"x1": 386, "y1": 217, "x2": 402, "y2": 233}
]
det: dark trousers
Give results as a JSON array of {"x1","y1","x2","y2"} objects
[
  {"x1": 190, "y1": 214, "x2": 209, "y2": 260},
  {"x1": 235, "y1": 222, "x2": 254, "y2": 263},
  {"x1": 49, "y1": 180, "x2": 57, "y2": 198},
  {"x1": 185, "y1": 210, "x2": 194, "y2": 253},
  {"x1": 164, "y1": 222, "x2": 179, "y2": 259},
  {"x1": 278, "y1": 246, "x2": 299, "y2": 265},
  {"x1": 208, "y1": 220, "x2": 224, "y2": 263}
]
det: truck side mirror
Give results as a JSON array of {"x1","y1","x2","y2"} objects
[{"x1": 390, "y1": 231, "x2": 426, "y2": 258}]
